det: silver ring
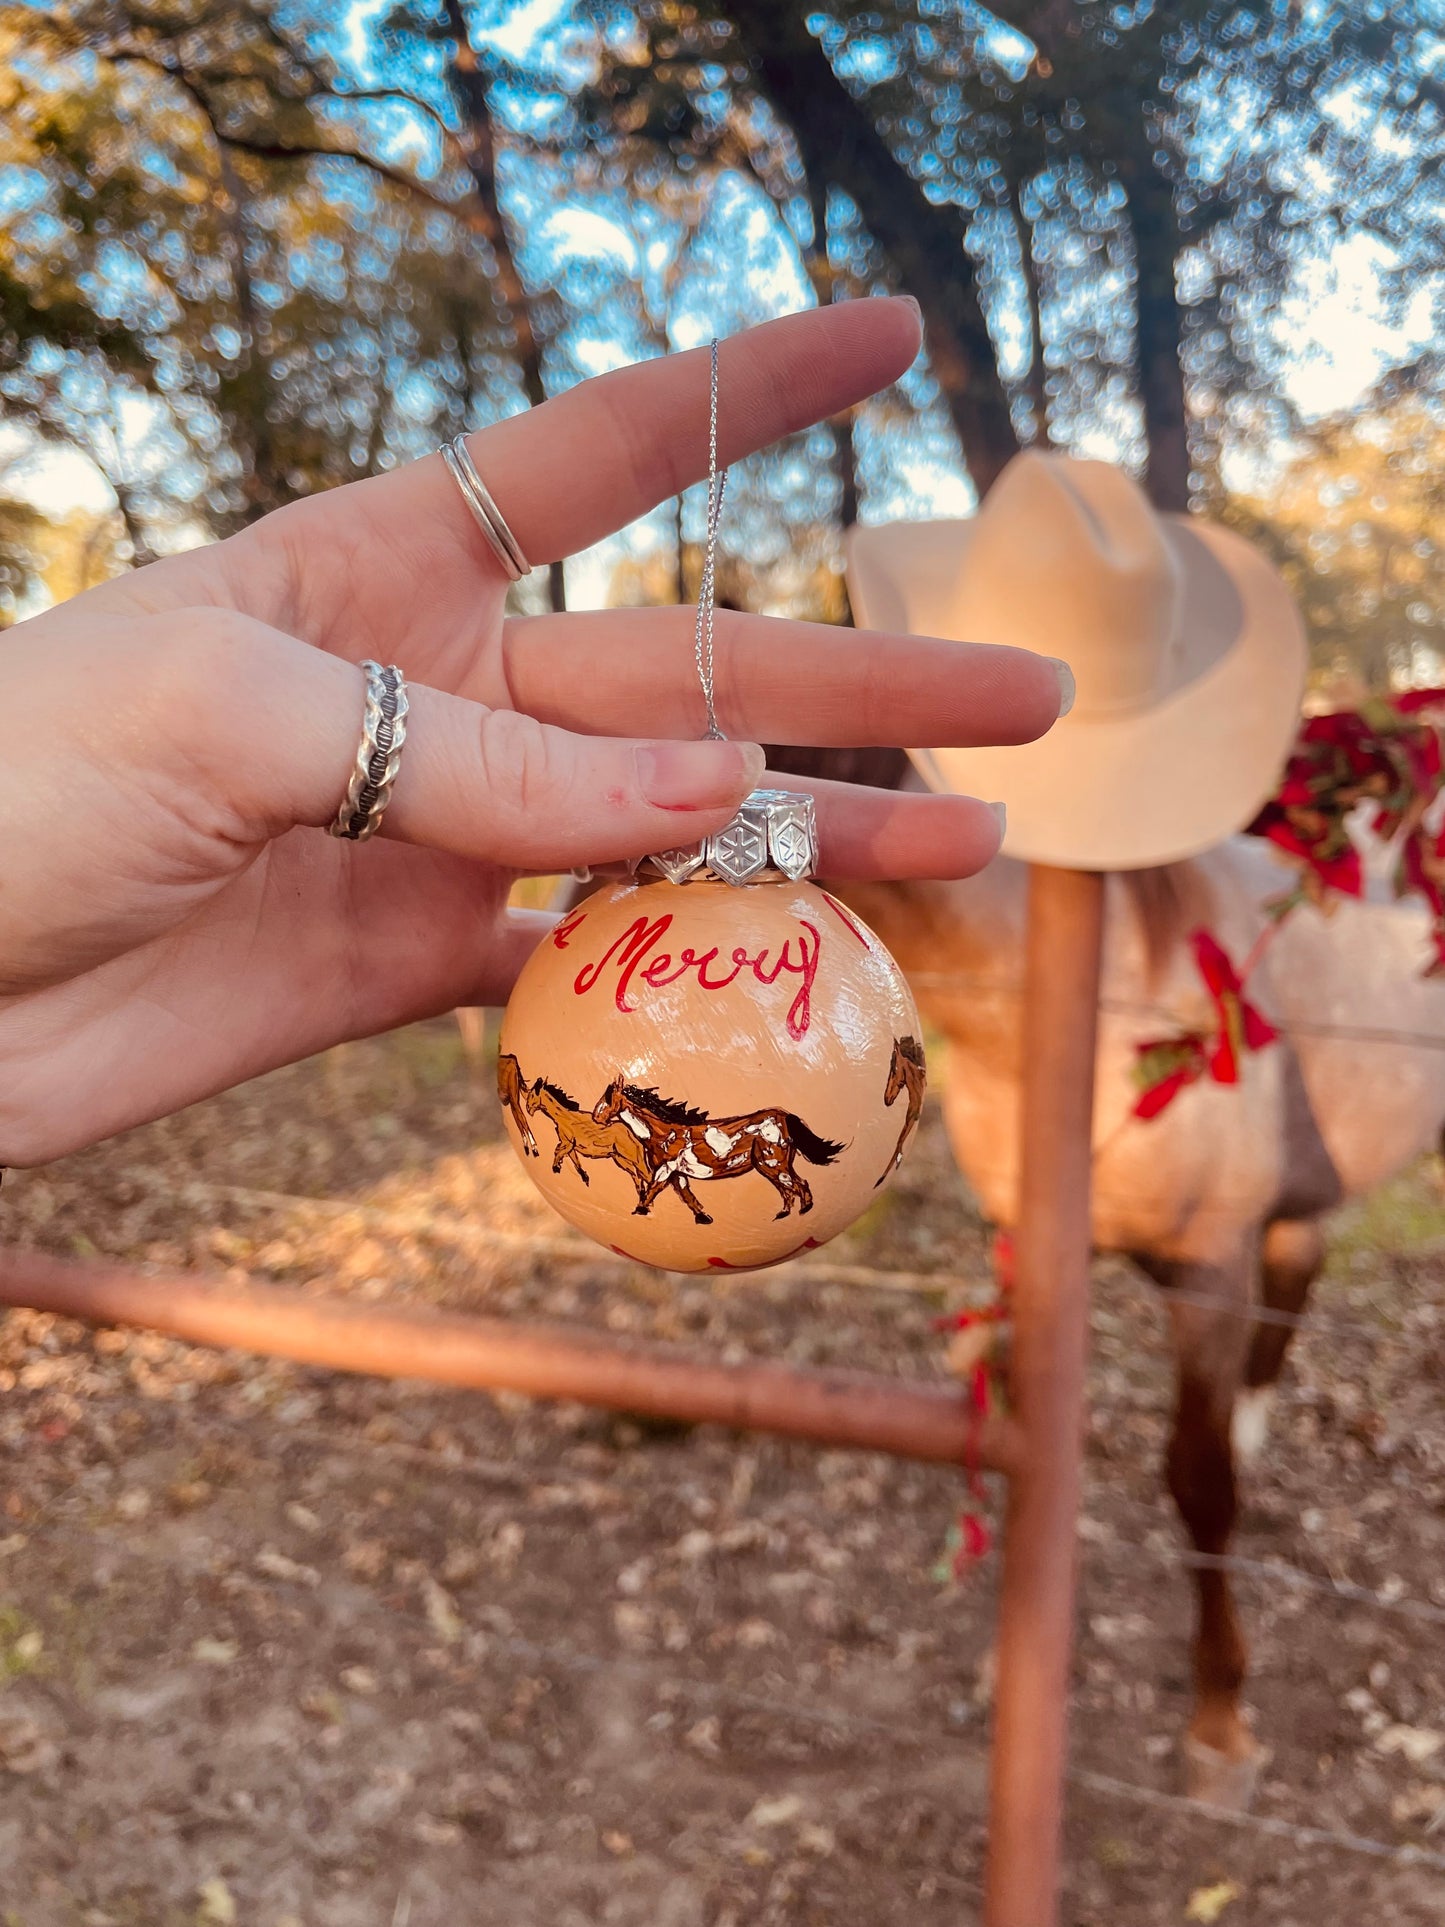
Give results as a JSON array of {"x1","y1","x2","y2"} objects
[
  {"x1": 642, "y1": 789, "x2": 819, "y2": 887},
  {"x1": 439, "y1": 435, "x2": 531, "y2": 580},
  {"x1": 328, "y1": 661, "x2": 409, "y2": 842}
]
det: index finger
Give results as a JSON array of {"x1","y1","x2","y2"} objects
[{"x1": 313, "y1": 299, "x2": 922, "y2": 576}]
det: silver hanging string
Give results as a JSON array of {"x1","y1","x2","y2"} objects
[{"x1": 693, "y1": 338, "x2": 728, "y2": 741}]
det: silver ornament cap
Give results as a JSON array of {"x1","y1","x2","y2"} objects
[{"x1": 644, "y1": 788, "x2": 818, "y2": 887}]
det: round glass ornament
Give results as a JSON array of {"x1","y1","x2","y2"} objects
[{"x1": 497, "y1": 790, "x2": 926, "y2": 1273}]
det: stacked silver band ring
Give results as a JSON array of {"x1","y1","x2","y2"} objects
[
  {"x1": 439, "y1": 435, "x2": 532, "y2": 579},
  {"x1": 328, "y1": 661, "x2": 409, "y2": 842}
]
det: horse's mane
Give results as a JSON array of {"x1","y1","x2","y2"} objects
[
  {"x1": 896, "y1": 1034, "x2": 925, "y2": 1068},
  {"x1": 1122, "y1": 860, "x2": 1215, "y2": 989},
  {"x1": 535, "y1": 1077, "x2": 579, "y2": 1110},
  {"x1": 621, "y1": 1082, "x2": 710, "y2": 1126}
]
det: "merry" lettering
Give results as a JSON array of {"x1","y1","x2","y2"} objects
[{"x1": 568, "y1": 911, "x2": 822, "y2": 1040}]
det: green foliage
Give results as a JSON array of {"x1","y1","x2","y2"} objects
[
  {"x1": 0, "y1": 0, "x2": 510, "y2": 568},
  {"x1": 1227, "y1": 357, "x2": 1445, "y2": 688}
]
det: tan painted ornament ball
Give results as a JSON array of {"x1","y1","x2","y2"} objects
[{"x1": 498, "y1": 793, "x2": 926, "y2": 1273}]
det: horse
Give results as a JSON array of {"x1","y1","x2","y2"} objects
[
  {"x1": 523, "y1": 1076, "x2": 654, "y2": 1201},
  {"x1": 842, "y1": 835, "x2": 1445, "y2": 1806},
  {"x1": 496, "y1": 1052, "x2": 538, "y2": 1157},
  {"x1": 877, "y1": 1034, "x2": 927, "y2": 1186},
  {"x1": 591, "y1": 1076, "x2": 846, "y2": 1223}
]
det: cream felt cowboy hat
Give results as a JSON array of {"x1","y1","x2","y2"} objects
[{"x1": 846, "y1": 451, "x2": 1307, "y2": 870}]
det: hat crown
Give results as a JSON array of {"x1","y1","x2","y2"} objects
[{"x1": 955, "y1": 453, "x2": 1184, "y2": 719}]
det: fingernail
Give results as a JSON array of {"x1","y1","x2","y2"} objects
[
  {"x1": 989, "y1": 801, "x2": 1007, "y2": 837},
  {"x1": 1051, "y1": 658, "x2": 1076, "y2": 717},
  {"x1": 636, "y1": 740, "x2": 765, "y2": 811},
  {"x1": 899, "y1": 293, "x2": 922, "y2": 323}
]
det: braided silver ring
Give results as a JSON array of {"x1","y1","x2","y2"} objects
[
  {"x1": 328, "y1": 660, "x2": 409, "y2": 842},
  {"x1": 439, "y1": 435, "x2": 532, "y2": 580}
]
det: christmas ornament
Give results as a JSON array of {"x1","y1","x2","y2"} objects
[{"x1": 496, "y1": 343, "x2": 926, "y2": 1272}]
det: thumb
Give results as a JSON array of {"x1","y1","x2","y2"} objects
[{"x1": 182, "y1": 614, "x2": 766, "y2": 869}]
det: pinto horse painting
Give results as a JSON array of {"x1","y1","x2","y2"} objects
[
  {"x1": 842, "y1": 836, "x2": 1445, "y2": 1807},
  {"x1": 591, "y1": 1076, "x2": 846, "y2": 1224},
  {"x1": 877, "y1": 1034, "x2": 927, "y2": 1186},
  {"x1": 523, "y1": 1076, "x2": 654, "y2": 1201}
]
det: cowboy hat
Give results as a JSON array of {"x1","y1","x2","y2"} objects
[{"x1": 845, "y1": 451, "x2": 1307, "y2": 870}]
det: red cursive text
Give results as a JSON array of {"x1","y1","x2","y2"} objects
[{"x1": 572, "y1": 912, "x2": 822, "y2": 1039}]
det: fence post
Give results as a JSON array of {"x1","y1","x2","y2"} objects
[{"x1": 984, "y1": 863, "x2": 1106, "y2": 1926}]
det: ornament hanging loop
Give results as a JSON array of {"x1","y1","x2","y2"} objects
[{"x1": 694, "y1": 338, "x2": 728, "y2": 742}]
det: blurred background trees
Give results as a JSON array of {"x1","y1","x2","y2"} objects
[{"x1": 1, "y1": 0, "x2": 1440, "y2": 686}]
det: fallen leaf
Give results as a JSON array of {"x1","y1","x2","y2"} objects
[
  {"x1": 747, "y1": 1794, "x2": 803, "y2": 1829},
  {"x1": 601, "y1": 1829, "x2": 634, "y2": 1857},
  {"x1": 341, "y1": 1664, "x2": 380, "y2": 1696},
  {"x1": 255, "y1": 1547, "x2": 320, "y2": 1588},
  {"x1": 196, "y1": 1876, "x2": 236, "y2": 1925},
  {"x1": 422, "y1": 1576, "x2": 463, "y2": 1644},
  {"x1": 0, "y1": 1712, "x2": 58, "y2": 1774},
  {"x1": 12, "y1": 1628, "x2": 43, "y2": 1666},
  {"x1": 192, "y1": 1638, "x2": 238, "y2": 1667},
  {"x1": 1375, "y1": 1725, "x2": 1444, "y2": 1765},
  {"x1": 1186, "y1": 1879, "x2": 1242, "y2": 1923},
  {"x1": 413, "y1": 1813, "x2": 461, "y2": 1845},
  {"x1": 284, "y1": 1501, "x2": 322, "y2": 1534}
]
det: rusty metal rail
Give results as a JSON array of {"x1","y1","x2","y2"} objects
[{"x1": 0, "y1": 1245, "x2": 1022, "y2": 1473}]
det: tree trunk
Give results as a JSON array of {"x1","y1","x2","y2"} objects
[
  {"x1": 1010, "y1": 179, "x2": 1052, "y2": 449},
  {"x1": 727, "y1": 1, "x2": 1019, "y2": 497},
  {"x1": 113, "y1": 482, "x2": 156, "y2": 569},
  {"x1": 216, "y1": 144, "x2": 285, "y2": 522},
  {"x1": 442, "y1": 0, "x2": 565, "y2": 609},
  {"x1": 1123, "y1": 159, "x2": 1190, "y2": 511}
]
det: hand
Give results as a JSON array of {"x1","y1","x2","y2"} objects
[{"x1": 0, "y1": 300, "x2": 1064, "y2": 1163}]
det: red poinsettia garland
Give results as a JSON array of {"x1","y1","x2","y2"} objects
[{"x1": 1132, "y1": 690, "x2": 1445, "y2": 1118}]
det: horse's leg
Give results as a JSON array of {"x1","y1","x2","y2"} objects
[
  {"x1": 614, "y1": 1150, "x2": 653, "y2": 1210},
  {"x1": 746, "y1": 1143, "x2": 798, "y2": 1219},
  {"x1": 1233, "y1": 1217, "x2": 1323, "y2": 1469},
  {"x1": 1139, "y1": 1249, "x2": 1261, "y2": 1807},
  {"x1": 668, "y1": 1174, "x2": 713, "y2": 1225},
  {"x1": 633, "y1": 1169, "x2": 668, "y2": 1215}
]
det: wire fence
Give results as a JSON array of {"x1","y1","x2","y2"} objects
[
  {"x1": 90, "y1": 1173, "x2": 1444, "y2": 1346},
  {"x1": 6, "y1": 1040, "x2": 1445, "y2": 1896},
  {"x1": 904, "y1": 968, "x2": 1445, "y2": 1057}
]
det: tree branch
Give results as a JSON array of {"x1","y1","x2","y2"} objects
[{"x1": 723, "y1": 1, "x2": 1018, "y2": 493}]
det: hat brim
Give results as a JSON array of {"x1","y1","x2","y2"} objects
[{"x1": 847, "y1": 514, "x2": 1306, "y2": 871}]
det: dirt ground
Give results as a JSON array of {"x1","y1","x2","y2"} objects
[{"x1": 1, "y1": 1017, "x2": 1443, "y2": 1926}]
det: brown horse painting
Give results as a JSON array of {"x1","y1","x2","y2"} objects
[
  {"x1": 876, "y1": 1034, "x2": 927, "y2": 1186},
  {"x1": 591, "y1": 1075, "x2": 845, "y2": 1224},
  {"x1": 497, "y1": 1052, "x2": 538, "y2": 1157},
  {"x1": 524, "y1": 1077, "x2": 655, "y2": 1201}
]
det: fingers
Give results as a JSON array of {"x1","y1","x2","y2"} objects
[
  {"x1": 127, "y1": 613, "x2": 1002, "y2": 894},
  {"x1": 160, "y1": 615, "x2": 767, "y2": 871},
  {"x1": 381, "y1": 686, "x2": 765, "y2": 869},
  {"x1": 795, "y1": 778, "x2": 1005, "y2": 881},
  {"x1": 300, "y1": 300, "x2": 922, "y2": 588},
  {"x1": 499, "y1": 604, "x2": 1067, "y2": 747}
]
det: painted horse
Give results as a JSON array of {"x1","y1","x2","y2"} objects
[
  {"x1": 496, "y1": 1052, "x2": 538, "y2": 1157},
  {"x1": 524, "y1": 1077, "x2": 654, "y2": 1200},
  {"x1": 591, "y1": 1076, "x2": 845, "y2": 1223},
  {"x1": 877, "y1": 1034, "x2": 927, "y2": 1186},
  {"x1": 843, "y1": 834, "x2": 1445, "y2": 1806}
]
